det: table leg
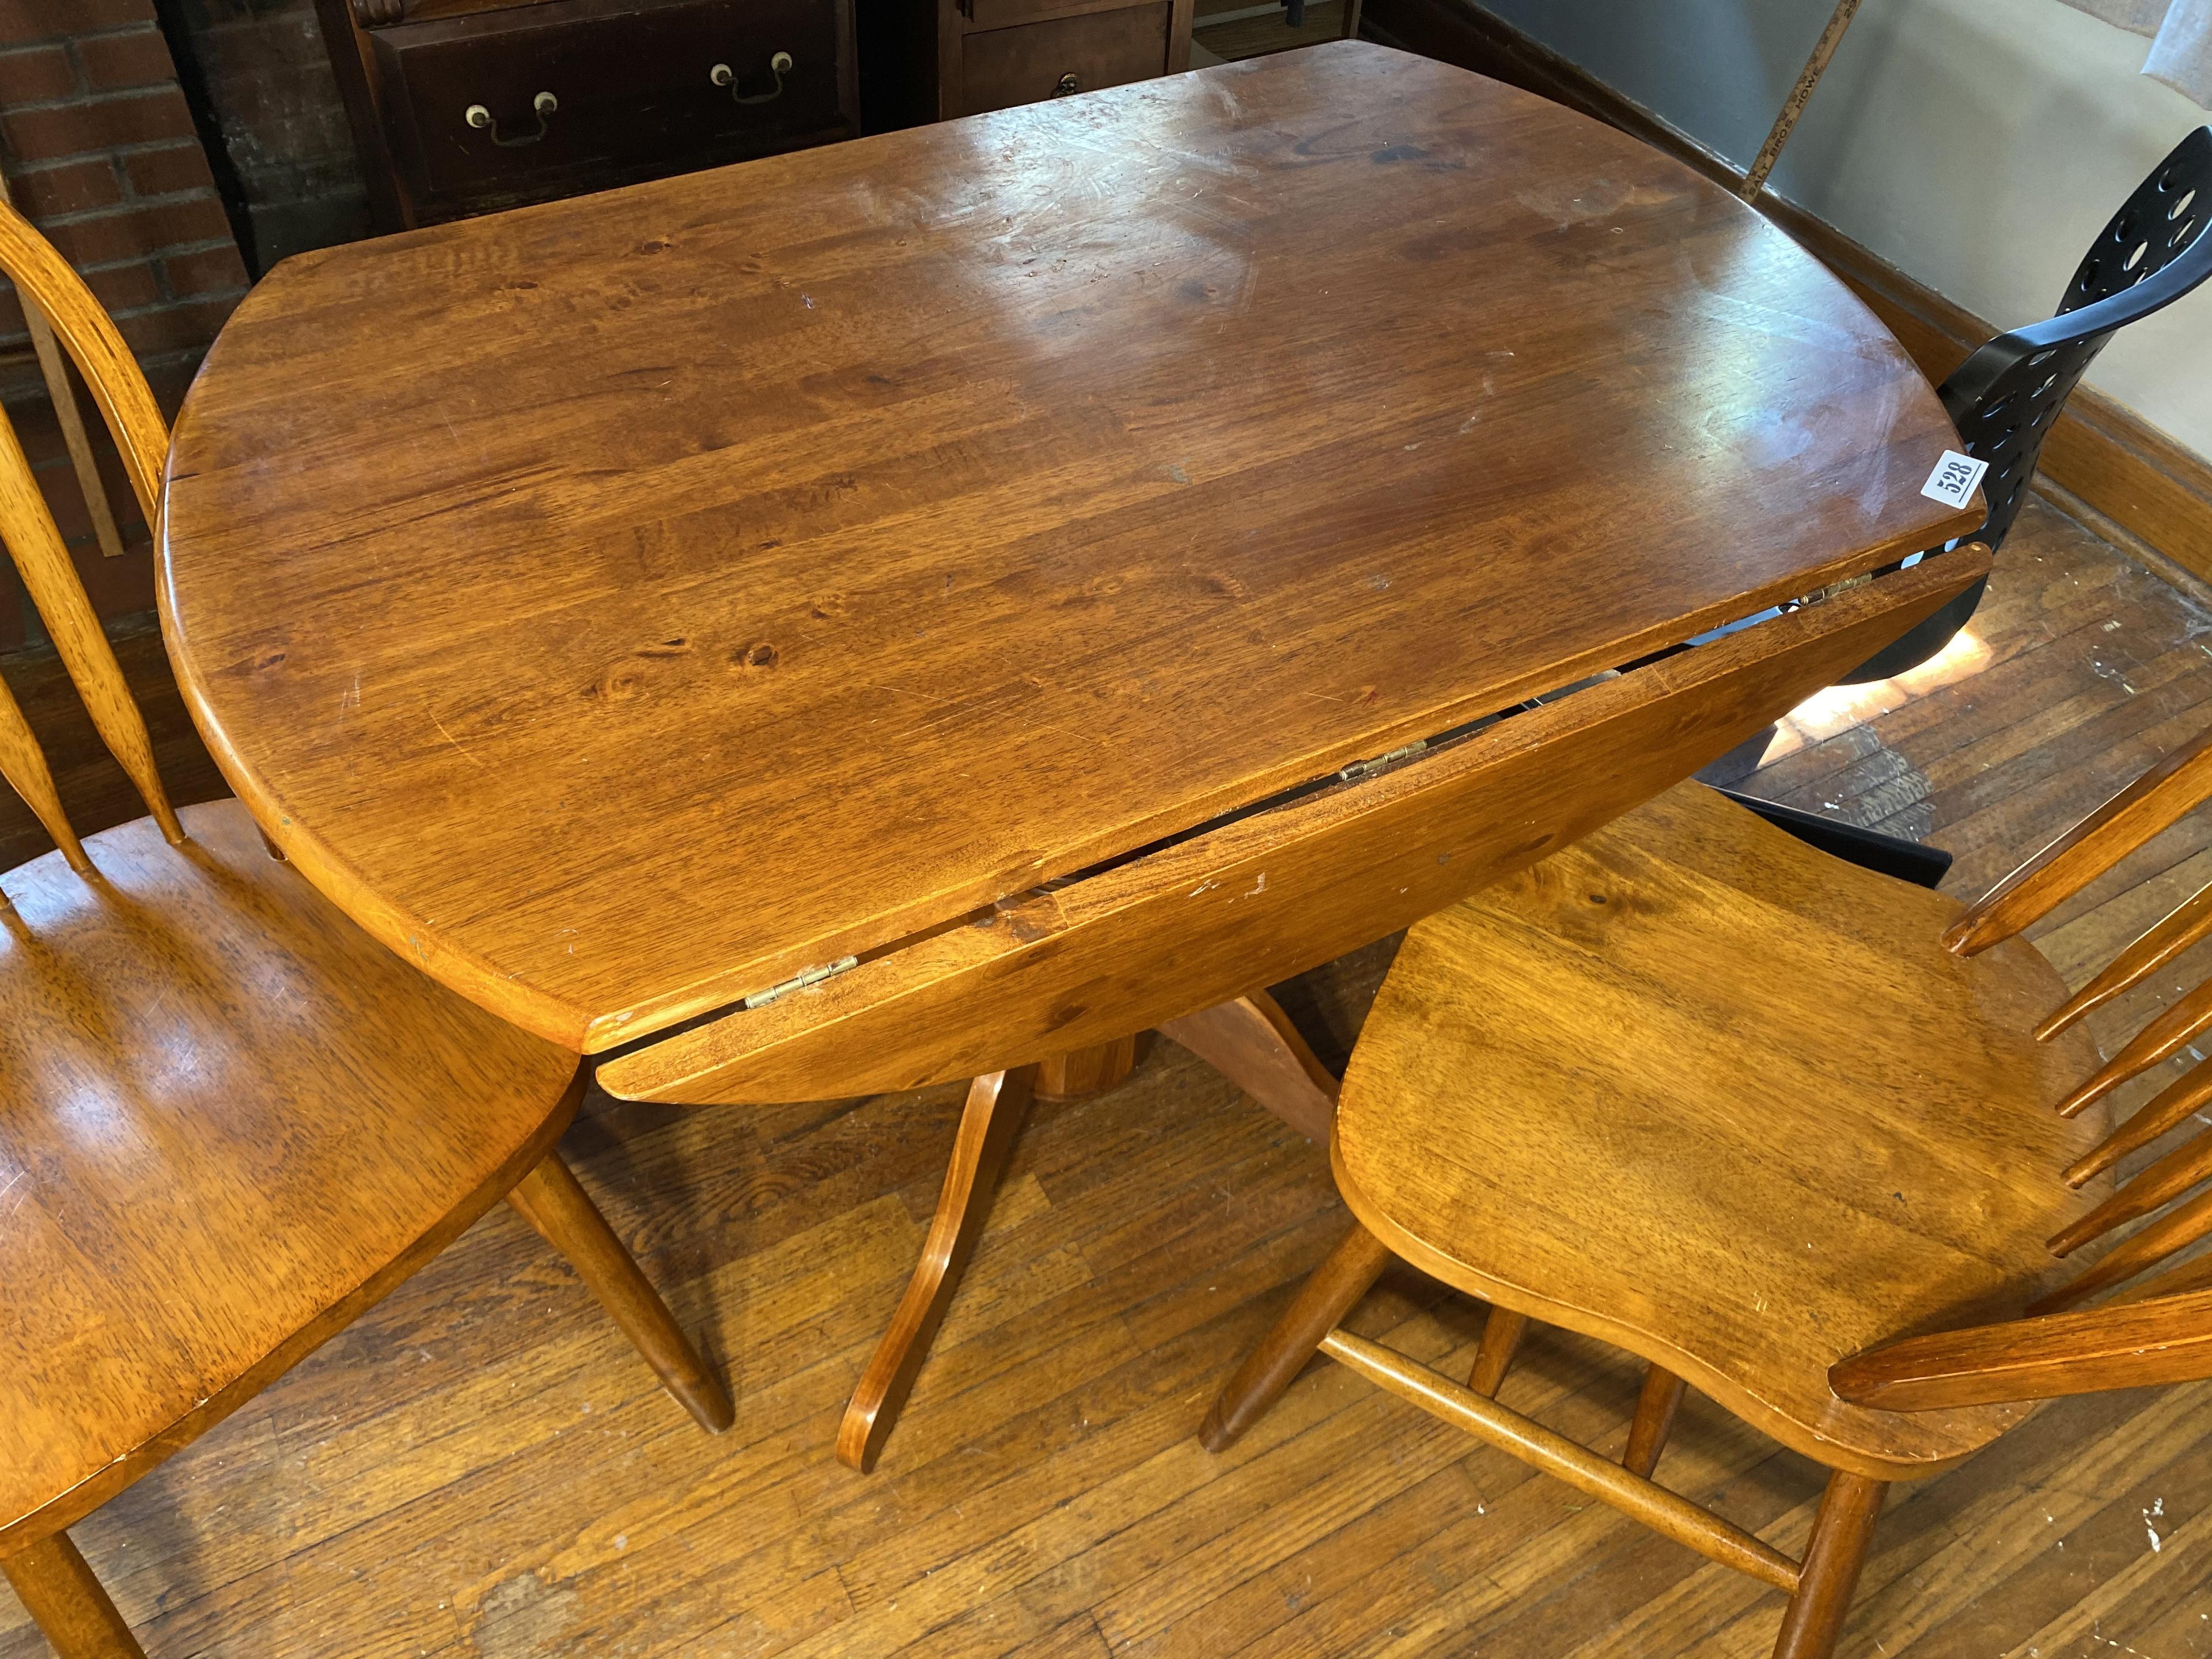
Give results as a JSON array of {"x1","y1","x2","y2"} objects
[
  {"x1": 839, "y1": 1064, "x2": 1039, "y2": 1472},
  {"x1": 1158, "y1": 989, "x2": 1340, "y2": 1141},
  {"x1": 840, "y1": 1000, "x2": 1323, "y2": 1472}
]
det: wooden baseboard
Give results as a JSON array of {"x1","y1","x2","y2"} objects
[{"x1": 1362, "y1": 0, "x2": 2212, "y2": 587}]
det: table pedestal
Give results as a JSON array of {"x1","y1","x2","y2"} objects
[
  {"x1": 835, "y1": 991, "x2": 1340, "y2": 1470},
  {"x1": 1034, "y1": 1036, "x2": 1139, "y2": 1100}
]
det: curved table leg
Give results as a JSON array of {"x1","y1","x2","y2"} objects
[
  {"x1": 843, "y1": 990, "x2": 1332, "y2": 1474},
  {"x1": 1159, "y1": 988, "x2": 1340, "y2": 1141},
  {"x1": 840, "y1": 1063, "x2": 1040, "y2": 1471}
]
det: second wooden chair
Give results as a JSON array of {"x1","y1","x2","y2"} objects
[{"x1": 1203, "y1": 741, "x2": 2212, "y2": 1657}]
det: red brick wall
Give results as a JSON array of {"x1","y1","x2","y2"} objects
[{"x1": 0, "y1": 0, "x2": 253, "y2": 648}]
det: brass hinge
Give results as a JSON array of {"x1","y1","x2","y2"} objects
[
  {"x1": 1338, "y1": 739, "x2": 1428, "y2": 783},
  {"x1": 741, "y1": 955, "x2": 858, "y2": 1010}
]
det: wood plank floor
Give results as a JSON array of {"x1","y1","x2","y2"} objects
[{"x1": 6, "y1": 493, "x2": 2212, "y2": 1657}]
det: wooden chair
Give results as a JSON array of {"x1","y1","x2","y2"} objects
[
  {"x1": 0, "y1": 200, "x2": 733, "y2": 1659},
  {"x1": 1202, "y1": 749, "x2": 2212, "y2": 1657}
]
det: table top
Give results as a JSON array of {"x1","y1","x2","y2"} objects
[{"x1": 159, "y1": 41, "x2": 1979, "y2": 1054}]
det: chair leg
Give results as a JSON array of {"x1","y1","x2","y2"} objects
[
  {"x1": 0, "y1": 1532, "x2": 145, "y2": 1659},
  {"x1": 840, "y1": 1065, "x2": 1039, "y2": 1472},
  {"x1": 1467, "y1": 1306, "x2": 1528, "y2": 1397},
  {"x1": 1623, "y1": 1362, "x2": 1688, "y2": 1479},
  {"x1": 1772, "y1": 1469, "x2": 1886, "y2": 1659},
  {"x1": 1202, "y1": 1221, "x2": 1394, "y2": 1451},
  {"x1": 507, "y1": 1150, "x2": 734, "y2": 1434}
]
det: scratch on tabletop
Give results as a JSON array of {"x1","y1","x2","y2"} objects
[
  {"x1": 430, "y1": 711, "x2": 488, "y2": 770},
  {"x1": 1034, "y1": 717, "x2": 1116, "y2": 754}
]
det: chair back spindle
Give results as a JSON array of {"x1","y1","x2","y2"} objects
[
  {"x1": 23, "y1": 298, "x2": 126, "y2": 563},
  {"x1": 1944, "y1": 725, "x2": 2212, "y2": 956},
  {"x1": 0, "y1": 661, "x2": 86, "y2": 877},
  {"x1": 0, "y1": 197, "x2": 181, "y2": 855},
  {"x1": 1834, "y1": 715, "x2": 2212, "y2": 1407}
]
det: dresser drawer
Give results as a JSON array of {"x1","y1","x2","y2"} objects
[
  {"x1": 953, "y1": 3, "x2": 1172, "y2": 116},
  {"x1": 372, "y1": 0, "x2": 850, "y2": 221}
]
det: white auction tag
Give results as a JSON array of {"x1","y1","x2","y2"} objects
[{"x1": 1920, "y1": 449, "x2": 1988, "y2": 507}]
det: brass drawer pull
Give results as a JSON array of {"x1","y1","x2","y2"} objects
[
  {"x1": 1053, "y1": 73, "x2": 1080, "y2": 96},
  {"x1": 712, "y1": 51, "x2": 793, "y2": 105},
  {"x1": 464, "y1": 90, "x2": 557, "y2": 146}
]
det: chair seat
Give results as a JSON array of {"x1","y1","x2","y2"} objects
[
  {"x1": 0, "y1": 799, "x2": 578, "y2": 1544},
  {"x1": 1333, "y1": 782, "x2": 2116, "y2": 1479}
]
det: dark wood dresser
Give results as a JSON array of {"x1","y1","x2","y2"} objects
[
  {"x1": 932, "y1": 0, "x2": 1194, "y2": 118},
  {"x1": 316, "y1": 0, "x2": 859, "y2": 230}
]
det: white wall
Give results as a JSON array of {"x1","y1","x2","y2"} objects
[{"x1": 1476, "y1": 0, "x2": 2212, "y2": 461}]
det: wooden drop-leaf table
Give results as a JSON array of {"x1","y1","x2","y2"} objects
[{"x1": 158, "y1": 41, "x2": 1983, "y2": 1472}]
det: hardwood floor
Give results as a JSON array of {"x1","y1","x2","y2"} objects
[{"x1": 5, "y1": 493, "x2": 2212, "y2": 1656}]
